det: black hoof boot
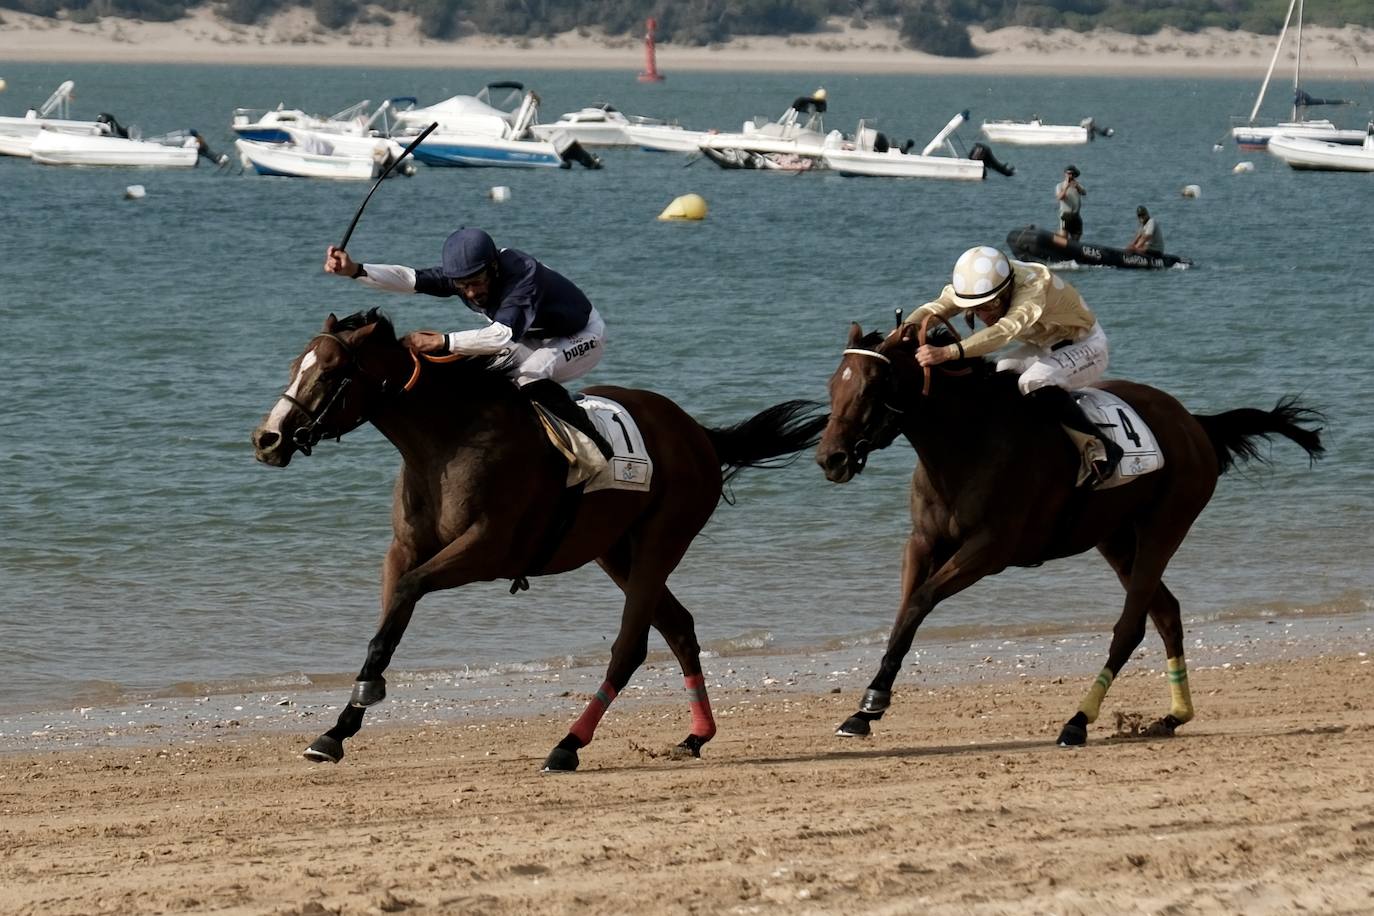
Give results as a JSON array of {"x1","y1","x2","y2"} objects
[
  {"x1": 542, "y1": 746, "x2": 580, "y2": 773},
  {"x1": 349, "y1": 678, "x2": 387, "y2": 708},
  {"x1": 1057, "y1": 712, "x2": 1089, "y2": 747},
  {"x1": 836, "y1": 715, "x2": 871, "y2": 737},
  {"x1": 303, "y1": 735, "x2": 344, "y2": 763},
  {"x1": 673, "y1": 734, "x2": 708, "y2": 759}
]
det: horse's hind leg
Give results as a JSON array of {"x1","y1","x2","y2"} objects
[
  {"x1": 1058, "y1": 527, "x2": 1193, "y2": 746},
  {"x1": 592, "y1": 541, "x2": 717, "y2": 757},
  {"x1": 543, "y1": 534, "x2": 693, "y2": 773}
]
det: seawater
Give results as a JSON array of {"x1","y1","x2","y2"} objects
[{"x1": 2, "y1": 63, "x2": 1371, "y2": 715}]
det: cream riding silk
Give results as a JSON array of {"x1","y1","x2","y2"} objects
[{"x1": 908, "y1": 260, "x2": 1096, "y2": 360}]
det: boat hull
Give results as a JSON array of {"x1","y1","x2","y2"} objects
[
  {"x1": 1006, "y1": 225, "x2": 1191, "y2": 270},
  {"x1": 29, "y1": 130, "x2": 199, "y2": 168},
  {"x1": 980, "y1": 122, "x2": 1089, "y2": 145},
  {"x1": 412, "y1": 133, "x2": 566, "y2": 168},
  {"x1": 1231, "y1": 121, "x2": 1367, "y2": 150},
  {"x1": 235, "y1": 138, "x2": 382, "y2": 180},
  {"x1": 0, "y1": 116, "x2": 106, "y2": 158},
  {"x1": 1267, "y1": 134, "x2": 1374, "y2": 171},
  {"x1": 623, "y1": 124, "x2": 712, "y2": 153},
  {"x1": 821, "y1": 147, "x2": 984, "y2": 180}
]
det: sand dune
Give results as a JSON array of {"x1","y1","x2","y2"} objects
[{"x1": 2, "y1": 10, "x2": 1373, "y2": 76}]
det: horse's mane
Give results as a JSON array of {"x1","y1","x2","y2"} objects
[{"x1": 339, "y1": 308, "x2": 504, "y2": 378}]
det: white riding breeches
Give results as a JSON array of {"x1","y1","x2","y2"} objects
[
  {"x1": 996, "y1": 321, "x2": 1109, "y2": 394},
  {"x1": 504, "y1": 307, "x2": 606, "y2": 385}
]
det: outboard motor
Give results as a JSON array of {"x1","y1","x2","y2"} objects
[
  {"x1": 189, "y1": 129, "x2": 229, "y2": 167},
  {"x1": 96, "y1": 113, "x2": 130, "y2": 138},
  {"x1": 900, "y1": 138, "x2": 916, "y2": 155},
  {"x1": 551, "y1": 133, "x2": 602, "y2": 170},
  {"x1": 969, "y1": 142, "x2": 1015, "y2": 177},
  {"x1": 1082, "y1": 117, "x2": 1114, "y2": 140}
]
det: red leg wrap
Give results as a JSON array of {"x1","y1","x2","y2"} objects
[
  {"x1": 569, "y1": 681, "x2": 618, "y2": 746},
  {"x1": 685, "y1": 673, "x2": 716, "y2": 740}
]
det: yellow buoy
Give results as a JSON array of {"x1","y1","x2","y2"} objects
[
  {"x1": 0, "y1": 77, "x2": 7, "y2": 92},
  {"x1": 658, "y1": 193, "x2": 707, "y2": 221}
]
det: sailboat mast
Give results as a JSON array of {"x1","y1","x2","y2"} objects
[
  {"x1": 1250, "y1": 0, "x2": 1299, "y2": 124},
  {"x1": 1292, "y1": 0, "x2": 1304, "y2": 120}
]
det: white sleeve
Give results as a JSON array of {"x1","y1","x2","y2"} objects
[
  {"x1": 355, "y1": 264, "x2": 417, "y2": 293},
  {"x1": 447, "y1": 322, "x2": 514, "y2": 356}
]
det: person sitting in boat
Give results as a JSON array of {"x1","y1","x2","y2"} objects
[
  {"x1": 1054, "y1": 165, "x2": 1085, "y2": 241},
  {"x1": 324, "y1": 227, "x2": 610, "y2": 455},
  {"x1": 1126, "y1": 206, "x2": 1164, "y2": 256},
  {"x1": 909, "y1": 246, "x2": 1123, "y2": 486}
]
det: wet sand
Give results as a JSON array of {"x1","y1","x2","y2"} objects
[{"x1": 2, "y1": 642, "x2": 1372, "y2": 914}]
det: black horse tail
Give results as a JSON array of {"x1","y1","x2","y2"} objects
[
  {"x1": 1193, "y1": 396, "x2": 1325, "y2": 475},
  {"x1": 705, "y1": 400, "x2": 829, "y2": 486}
]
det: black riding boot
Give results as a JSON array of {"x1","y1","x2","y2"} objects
[
  {"x1": 1027, "y1": 386, "x2": 1123, "y2": 486},
  {"x1": 521, "y1": 378, "x2": 614, "y2": 459}
]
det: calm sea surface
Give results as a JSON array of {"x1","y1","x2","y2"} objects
[{"x1": 2, "y1": 62, "x2": 1371, "y2": 713}]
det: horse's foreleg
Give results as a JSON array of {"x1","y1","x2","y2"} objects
[
  {"x1": 838, "y1": 531, "x2": 995, "y2": 738},
  {"x1": 306, "y1": 531, "x2": 483, "y2": 764}
]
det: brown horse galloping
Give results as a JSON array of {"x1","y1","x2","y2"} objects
[
  {"x1": 251, "y1": 309, "x2": 826, "y2": 771},
  {"x1": 816, "y1": 321, "x2": 1324, "y2": 746}
]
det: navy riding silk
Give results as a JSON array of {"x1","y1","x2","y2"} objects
[{"x1": 414, "y1": 248, "x2": 593, "y2": 341}]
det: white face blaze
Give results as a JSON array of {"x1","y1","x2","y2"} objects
[
  {"x1": 265, "y1": 349, "x2": 318, "y2": 432},
  {"x1": 841, "y1": 366, "x2": 853, "y2": 382}
]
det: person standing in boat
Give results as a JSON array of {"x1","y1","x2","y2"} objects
[
  {"x1": 1126, "y1": 206, "x2": 1164, "y2": 255},
  {"x1": 1055, "y1": 165, "x2": 1085, "y2": 240},
  {"x1": 909, "y1": 246, "x2": 1122, "y2": 487},
  {"x1": 323, "y1": 227, "x2": 610, "y2": 453}
]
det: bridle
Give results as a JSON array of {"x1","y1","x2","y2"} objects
[
  {"x1": 835, "y1": 313, "x2": 970, "y2": 465},
  {"x1": 279, "y1": 332, "x2": 367, "y2": 456}
]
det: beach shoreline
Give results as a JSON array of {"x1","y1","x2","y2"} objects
[
  {"x1": 5, "y1": 608, "x2": 1368, "y2": 756},
  {"x1": 2, "y1": 650, "x2": 1371, "y2": 915},
  {"x1": 2, "y1": 10, "x2": 1373, "y2": 77}
]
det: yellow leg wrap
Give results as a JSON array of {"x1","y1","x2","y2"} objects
[
  {"x1": 1078, "y1": 667, "x2": 1115, "y2": 723},
  {"x1": 1167, "y1": 656, "x2": 1194, "y2": 723}
]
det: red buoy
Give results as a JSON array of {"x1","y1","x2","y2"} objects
[{"x1": 638, "y1": 18, "x2": 665, "y2": 83}]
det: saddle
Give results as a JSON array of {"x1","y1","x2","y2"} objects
[{"x1": 523, "y1": 379, "x2": 614, "y2": 464}]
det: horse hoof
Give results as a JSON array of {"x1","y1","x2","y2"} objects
[
  {"x1": 1056, "y1": 722, "x2": 1088, "y2": 747},
  {"x1": 1143, "y1": 715, "x2": 1182, "y2": 738},
  {"x1": 836, "y1": 715, "x2": 872, "y2": 738},
  {"x1": 673, "y1": 734, "x2": 707, "y2": 759},
  {"x1": 349, "y1": 678, "x2": 386, "y2": 708},
  {"x1": 541, "y1": 746, "x2": 580, "y2": 773},
  {"x1": 303, "y1": 736, "x2": 344, "y2": 763}
]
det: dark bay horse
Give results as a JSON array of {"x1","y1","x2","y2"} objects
[
  {"x1": 251, "y1": 309, "x2": 826, "y2": 771},
  {"x1": 816, "y1": 321, "x2": 1324, "y2": 746}
]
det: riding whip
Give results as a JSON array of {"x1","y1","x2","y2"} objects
[{"x1": 337, "y1": 121, "x2": 438, "y2": 251}]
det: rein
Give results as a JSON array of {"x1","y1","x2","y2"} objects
[{"x1": 916, "y1": 313, "x2": 970, "y2": 397}]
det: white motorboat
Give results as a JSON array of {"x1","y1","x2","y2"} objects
[
  {"x1": 697, "y1": 89, "x2": 841, "y2": 167},
  {"x1": 1230, "y1": 0, "x2": 1363, "y2": 149},
  {"x1": 236, "y1": 138, "x2": 381, "y2": 181},
  {"x1": 30, "y1": 125, "x2": 205, "y2": 168},
  {"x1": 231, "y1": 99, "x2": 377, "y2": 143},
  {"x1": 822, "y1": 111, "x2": 1015, "y2": 181},
  {"x1": 979, "y1": 117, "x2": 1112, "y2": 146},
  {"x1": 392, "y1": 81, "x2": 526, "y2": 137},
  {"x1": 1268, "y1": 123, "x2": 1374, "y2": 171},
  {"x1": 405, "y1": 88, "x2": 600, "y2": 169},
  {"x1": 236, "y1": 128, "x2": 411, "y2": 180},
  {"x1": 0, "y1": 80, "x2": 105, "y2": 158},
  {"x1": 622, "y1": 121, "x2": 715, "y2": 153},
  {"x1": 529, "y1": 104, "x2": 637, "y2": 147}
]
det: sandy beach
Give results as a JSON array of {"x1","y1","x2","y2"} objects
[
  {"x1": 2, "y1": 652, "x2": 1372, "y2": 914},
  {"x1": 2, "y1": 9, "x2": 1373, "y2": 77}
]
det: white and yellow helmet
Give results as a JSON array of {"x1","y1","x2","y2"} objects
[{"x1": 950, "y1": 246, "x2": 1014, "y2": 307}]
